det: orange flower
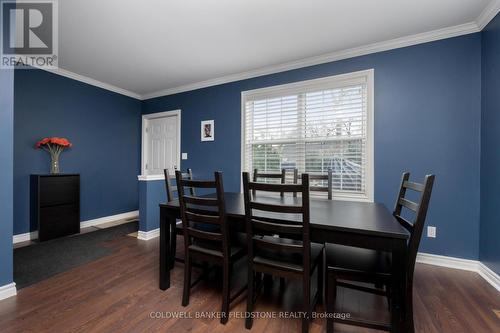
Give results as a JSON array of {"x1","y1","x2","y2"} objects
[
  {"x1": 35, "y1": 137, "x2": 51, "y2": 148},
  {"x1": 35, "y1": 137, "x2": 73, "y2": 148}
]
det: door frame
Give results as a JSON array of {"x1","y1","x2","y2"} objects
[{"x1": 140, "y1": 110, "x2": 181, "y2": 179}]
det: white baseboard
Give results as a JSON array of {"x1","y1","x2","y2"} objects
[
  {"x1": 12, "y1": 231, "x2": 38, "y2": 244},
  {"x1": 478, "y1": 262, "x2": 500, "y2": 292},
  {"x1": 137, "y1": 228, "x2": 159, "y2": 241},
  {"x1": 0, "y1": 282, "x2": 17, "y2": 301},
  {"x1": 13, "y1": 210, "x2": 139, "y2": 244},
  {"x1": 417, "y1": 252, "x2": 500, "y2": 292},
  {"x1": 79, "y1": 210, "x2": 139, "y2": 229}
]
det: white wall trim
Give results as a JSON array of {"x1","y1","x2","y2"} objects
[
  {"x1": 142, "y1": 22, "x2": 480, "y2": 100},
  {"x1": 41, "y1": 67, "x2": 141, "y2": 100},
  {"x1": 478, "y1": 262, "x2": 500, "y2": 292},
  {"x1": 12, "y1": 231, "x2": 39, "y2": 244},
  {"x1": 13, "y1": 210, "x2": 139, "y2": 244},
  {"x1": 477, "y1": 0, "x2": 500, "y2": 30},
  {"x1": 0, "y1": 282, "x2": 17, "y2": 301},
  {"x1": 79, "y1": 210, "x2": 139, "y2": 229},
  {"x1": 417, "y1": 252, "x2": 500, "y2": 292},
  {"x1": 137, "y1": 174, "x2": 165, "y2": 181},
  {"x1": 141, "y1": 110, "x2": 182, "y2": 177},
  {"x1": 416, "y1": 252, "x2": 478, "y2": 271},
  {"x1": 137, "y1": 228, "x2": 159, "y2": 241},
  {"x1": 29, "y1": 4, "x2": 498, "y2": 101}
]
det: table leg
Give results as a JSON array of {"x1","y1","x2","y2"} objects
[
  {"x1": 390, "y1": 247, "x2": 406, "y2": 333},
  {"x1": 169, "y1": 218, "x2": 176, "y2": 269},
  {"x1": 159, "y1": 207, "x2": 171, "y2": 290}
]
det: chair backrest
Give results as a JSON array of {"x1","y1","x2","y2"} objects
[
  {"x1": 393, "y1": 172, "x2": 435, "y2": 280},
  {"x1": 293, "y1": 169, "x2": 333, "y2": 200},
  {"x1": 253, "y1": 168, "x2": 286, "y2": 197},
  {"x1": 243, "y1": 172, "x2": 311, "y2": 272},
  {"x1": 175, "y1": 171, "x2": 230, "y2": 256},
  {"x1": 164, "y1": 168, "x2": 194, "y2": 202}
]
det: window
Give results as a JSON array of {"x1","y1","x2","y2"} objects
[{"x1": 241, "y1": 70, "x2": 373, "y2": 201}]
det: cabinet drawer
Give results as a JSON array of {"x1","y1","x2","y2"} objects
[
  {"x1": 39, "y1": 204, "x2": 80, "y2": 241},
  {"x1": 39, "y1": 176, "x2": 79, "y2": 207}
]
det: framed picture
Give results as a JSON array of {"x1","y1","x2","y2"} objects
[{"x1": 201, "y1": 120, "x2": 214, "y2": 141}]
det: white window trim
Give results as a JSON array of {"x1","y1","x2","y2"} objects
[
  {"x1": 240, "y1": 69, "x2": 374, "y2": 202},
  {"x1": 139, "y1": 110, "x2": 181, "y2": 181}
]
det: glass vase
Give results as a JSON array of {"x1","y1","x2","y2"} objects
[{"x1": 50, "y1": 154, "x2": 60, "y2": 174}]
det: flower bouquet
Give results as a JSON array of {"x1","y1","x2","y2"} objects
[{"x1": 35, "y1": 137, "x2": 72, "y2": 174}]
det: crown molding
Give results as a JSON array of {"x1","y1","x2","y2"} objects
[
  {"x1": 33, "y1": 2, "x2": 499, "y2": 101},
  {"x1": 141, "y1": 21, "x2": 480, "y2": 100},
  {"x1": 477, "y1": 0, "x2": 500, "y2": 30},
  {"x1": 41, "y1": 67, "x2": 142, "y2": 100}
]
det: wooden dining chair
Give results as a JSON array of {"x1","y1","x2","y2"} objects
[
  {"x1": 243, "y1": 172, "x2": 324, "y2": 333},
  {"x1": 163, "y1": 168, "x2": 194, "y2": 264},
  {"x1": 175, "y1": 171, "x2": 246, "y2": 324},
  {"x1": 253, "y1": 168, "x2": 286, "y2": 197},
  {"x1": 307, "y1": 170, "x2": 333, "y2": 200},
  {"x1": 324, "y1": 172, "x2": 435, "y2": 332}
]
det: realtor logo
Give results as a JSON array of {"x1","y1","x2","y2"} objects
[{"x1": 1, "y1": 0, "x2": 58, "y2": 68}]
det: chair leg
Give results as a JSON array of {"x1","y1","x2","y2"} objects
[
  {"x1": 221, "y1": 263, "x2": 230, "y2": 324},
  {"x1": 406, "y1": 287, "x2": 415, "y2": 333},
  {"x1": 302, "y1": 275, "x2": 311, "y2": 333},
  {"x1": 326, "y1": 273, "x2": 336, "y2": 333},
  {"x1": 171, "y1": 233, "x2": 177, "y2": 264},
  {"x1": 317, "y1": 252, "x2": 324, "y2": 304},
  {"x1": 246, "y1": 270, "x2": 254, "y2": 329},
  {"x1": 182, "y1": 255, "x2": 192, "y2": 306},
  {"x1": 263, "y1": 273, "x2": 273, "y2": 290},
  {"x1": 202, "y1": 261, "x2": 210, "y2": 281},
  {"x1": 386, "y1": 284, "x2": 391, "y2": 310},
  {"x1": 168, "y1": 228, "x2": 176, "y2": 269},
  {"x1": 255, "y1": 272, "x2": 263, "y2": 295}
]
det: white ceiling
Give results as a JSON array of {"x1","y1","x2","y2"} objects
[{"x1": 56, "y1": 0, "x2": 497, "y2": 99}]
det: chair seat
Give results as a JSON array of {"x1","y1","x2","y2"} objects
[
  {"x1": 189, "y1": 240, "x2": 244, "y2": 260},
  {"x1": 326, "y1": 243, "x2": 391, "y2": 277},
  {"x1": 253, "y1": 236, "x2": 324, "y2": 273},
  {"x1": 175, "y1": 220, "x2": 183, "y2": 234},
  {"x1": 175, "y1": 220, "x2": 220, "y2": 234}
]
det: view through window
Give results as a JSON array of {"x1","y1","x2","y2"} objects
[{"x1": 242, "y1": 70, "x2": 373, "y2": 201}]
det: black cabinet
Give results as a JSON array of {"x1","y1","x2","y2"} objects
[{"x1": 31, "y1": 174, "x2": 80, "y2": 241}]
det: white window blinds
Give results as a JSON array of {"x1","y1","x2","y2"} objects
[{"x1": 242, "y1": 70, "x2": 374, "y2": 201}]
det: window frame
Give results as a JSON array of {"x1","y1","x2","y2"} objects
[{"x1": 240, "y1": 69, "x2": 374, "y2": 202}]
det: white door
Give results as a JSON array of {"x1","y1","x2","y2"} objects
[{"x1": 145, "y1": 115, "x2": 179, "y2": 175}]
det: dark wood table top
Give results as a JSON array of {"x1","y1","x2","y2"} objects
[{"x1": 160, "y1": 192, "x2": 409, "y2": 240}]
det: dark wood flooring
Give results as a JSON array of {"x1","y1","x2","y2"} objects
[{"x1": 0, "y1": 234, "x2": 498, "y2": 332}]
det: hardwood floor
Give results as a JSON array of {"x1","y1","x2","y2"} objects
[{"x1": 1, "y1": 234, "x2": 498, "y2": 333}]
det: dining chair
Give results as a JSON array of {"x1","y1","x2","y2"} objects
[
  {"x1": 324, "y1": 172, "x2": 435, "y2": 332},
  {"x1": 252, "y1": 168, "x2": 286, "y2": 197},
  {"x1": 163, "y1": 168, "x2": 194, "y2": 264},
  {"x1": 175, "y1": 171, "x2": 246, "y2": 324},
  {"x1": 242, "y1": 172, "x2": 324, "y2": 333},
  {"x1": 304, "y1": 170, "x2": 333, "y2": 200}
]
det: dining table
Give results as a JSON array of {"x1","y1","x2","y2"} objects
[{"x1": 158, "y1": 192, "x2": 410, "y2": 332}]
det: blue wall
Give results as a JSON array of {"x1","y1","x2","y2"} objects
[
  {"x1": 480, "y1": 13, "x2": 500, "y2": 275},
  {"x1": 14, "y1": 69, "x2": 141, "y2": 235},
  {"x1": 0, "y1": 67, "x2": 14, "y2": 286},
  {"x1": 138, "y1": 180, "x2": 166, "y2": 232},
  {"x1": 143, "y1": 34, "x2": 482, "y2": 260}
]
